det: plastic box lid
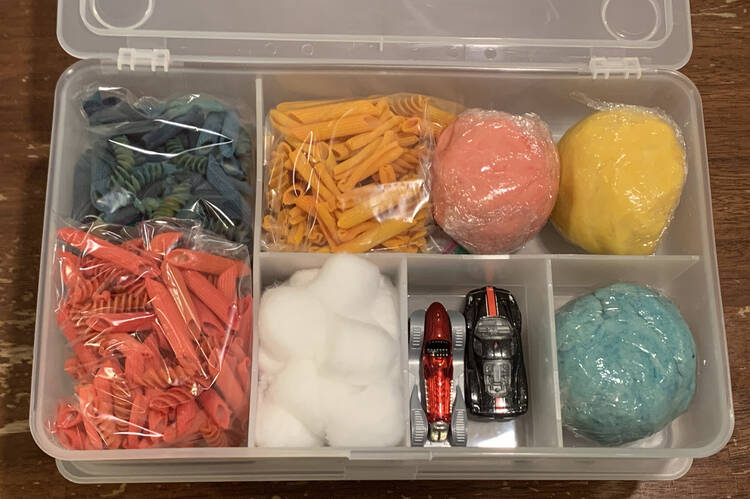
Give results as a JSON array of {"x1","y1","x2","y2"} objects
[{"x1": 58, "y1": 0, "x2": 692, "y2": 70}]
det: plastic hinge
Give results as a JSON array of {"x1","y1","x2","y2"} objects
[
  {"x1": 117, "y1": 48, "x2": 170, "y2": 72},
  {"x1": 589, "y1": 56, "x2": 642, "y2": 80}
]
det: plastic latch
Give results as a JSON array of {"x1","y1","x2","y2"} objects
[
  {"x1": 589, "y1": 56, "x2": 642, "y2": 80},
  {"x1": 117, "y1": 48, "x2": 170, "y2": 72}
]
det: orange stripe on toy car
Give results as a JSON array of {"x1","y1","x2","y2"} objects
[{"x1": 486, "y1": 286, "x2": 497, "y2": 316}]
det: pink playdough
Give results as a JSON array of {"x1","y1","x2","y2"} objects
[{"x1": 431, "y1": 110, "x2": 560, "y2": 254}]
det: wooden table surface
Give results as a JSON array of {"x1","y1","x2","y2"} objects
[{"x1": 1, "y1": 0, "x2": 748, "y2": 497}]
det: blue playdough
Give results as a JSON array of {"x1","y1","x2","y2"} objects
[{"x1": 555, "y1": 283, "x2": 696, "y2": 445}]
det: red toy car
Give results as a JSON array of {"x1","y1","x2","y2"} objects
[
  {"x1": 409, "y1": 303, "x2": 467, "y2": 447},
  {"x1": 421, "y1": 302, "x2": 454, "y2": 442}
]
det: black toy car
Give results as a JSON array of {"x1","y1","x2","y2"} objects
[{"x1": 464, "y1": 286, "x2": 528, "y2": 418}]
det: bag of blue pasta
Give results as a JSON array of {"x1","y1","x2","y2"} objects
[{"x1": 72, "y1": 86, "x2": 255, "y2": 247}]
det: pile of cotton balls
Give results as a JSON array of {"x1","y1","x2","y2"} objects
[{"x1": 255, "y1": 254, "x2": 405, "y2": 447}]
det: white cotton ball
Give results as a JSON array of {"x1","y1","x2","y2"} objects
[
  {"x1": 321, "y1": 315, "x2": 399, "y2": 386},
  {"x1": 370, "y1": 276, "x2": 400, "y2": 340},
  {"x1": 258, "y1": 373, "x2": 271, "y2": 393},
  {"x1": 324, "y1": 380, "x2": 405, "y2": 447},
  {"x1": 255, "y1": 398, "x2": 324, "y2": 447},
  {"x1": 287, "y1": 268, "x2": 320, "y2": 287},
  {"x1": 258, "y1": 347, "x2": 285, "y2": 376},
  {"x1": 267, "y1": 359, "x2": 326, "y2": 437},
  {"x1": 258, "y1": 285, "x2": 329, "y2": 362},
  {"x1": 318, "y1": 373, "x2": 360, "y2": 423},
  {"x1": 309, "y1": 254, "x2": 381, "y2": 321}
]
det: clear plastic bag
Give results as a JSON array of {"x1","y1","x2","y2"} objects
[
  {"x1": 430, "y1": 109, "x2": 560, "y2": 254},
  {"x1": 72, "y1": 86, "x2": 255, "y2": 247},
  {"x1": 50, "y1": 218, "x2": 252, "y2": 449},
  {"x1": 261, "y1": 94, "x2": 462, "y2": 253}
]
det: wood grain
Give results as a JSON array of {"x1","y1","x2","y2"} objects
[{"x1": 0, "y1": 0, "x2": 748, "y2": 497}]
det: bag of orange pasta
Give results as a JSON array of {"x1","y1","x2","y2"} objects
[
  {"x1": 51, "y1": 218, "x2": 252, "y2": 450},
  {"x1": 262, "y1": 94, "x2": 462, "y2": 253}
]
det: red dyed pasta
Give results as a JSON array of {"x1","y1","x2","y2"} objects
[
  {"x1": 198, "y1": 389, "x2": 232, "y2": 429},
  {"x1": 193, "y1": 299, "x2": 227, "y2": 341},
  {"x1": 147, "y1": 231, "x2": 182, "y2": 256},
  {"x1": 146, "y1": 278, "x2": 203, "y2": 376},
  {"x1": 217, "y1": 264, "x2": 240, "y2": 302},
  {"x1": 237, "y1": 295, "x2": 253, "y2": 352},
  {"x1": 150, "y1": 386, "x2": 195, "y2": 411},
  {"x1": 213, "y1": 352, "x2": 246, "y2": 417},
  {"x1": 166, "y1": 249, "x2": 244, "y2": 276},
  {"x1": 200, "y1": 419, "x2": 228, "y2": 447},
  {"x1": 161, "y1": 262, "x2": 202, "y2": 341},
  {"x1": 58, "y1": 228, "x2": 157, "y2": 277},
  {"x1": 127, "y1": 392, "x2": 149, "y2": 449},
  {"x1": 51, "y1": 220, "x2": 252, "y2": 450},
  {"x1": 184, "y1": 270, "x2": 239, "y2": 329}
]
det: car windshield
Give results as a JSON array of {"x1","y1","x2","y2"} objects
[
  {"x1": 475, "y1": 317, "x2": 515, "y2": 359},
  {"x1": 425, "y1": 339, "x2": 450, "y2": 357}
]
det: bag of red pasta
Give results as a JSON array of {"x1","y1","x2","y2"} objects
[{"x1": 51, "y1": 218, "x2": 252, "y2": 450}]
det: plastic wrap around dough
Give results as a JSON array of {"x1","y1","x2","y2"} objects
[
  {"x1": 555, "y1": 283, "x2": 696, "y2": 446},
  {"x1": 552, "y1": 106, "x2": 687, "y2": 255},
  {"x1": 430, "y1": 109, "x2": 560, "y2": 254}
]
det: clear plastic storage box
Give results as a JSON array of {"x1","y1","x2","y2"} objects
[{"x1": 31, "y1": 0, "x2": 733, "y2": 482}]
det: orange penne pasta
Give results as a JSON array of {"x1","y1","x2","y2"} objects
[
  {"x1": 287, "y1": 194, "x2": 340, "y2": 245},
  {"x1": 286, "y1": 99, "x2": 382, "y2": 124},
  {"x1": 264, "y1": 94, "x2": 461, "y2": 253},
  {"x1": 332, "y1": 135, "x2": 383, "y2": 176},
  {"x1": 339, "y1": 143, "x2": 404, "y2": 191},
  {"x1": 276, "y1": 97, "x2": 350, "y2": 113},
  {"x1": 288, "y1": 148, "x2": 337, "y2": 208},
  {"x1": 288, "y1": 114, "x2": 377, "y2": 142},
  {"x1": 397, "y1": 134, "x2": 420, "y2": 147},
  {"x1": 333, "y1": 219, "x2": 414, "y2": 253},
  {"x1": 336, "y1": 181, "x2": 423, "y2": 229},
  {"x1": 269, "y1": 109, "x2": 301, "y2": 131},
  {"x1": 338, "y1": 221, "x2": 379, "y2": 243},
  {"x1": 330, "y1": 141, "x2": 351, "y2": 161},
  {"x1": 336, "y1": 130, "x2": 396, "y2": 180},
  {"x1": 345, "y1": 115, "x2": 403, "y2": 151},
  {"x1": 379, "y1": 164, "x2": 397, "y2": 184},
  {"x1": 313, "y1": 162, "x2": 342, "y2": 197},
  {"x1": 336, "y1": 183, "x2": 385, "y2": 211}
]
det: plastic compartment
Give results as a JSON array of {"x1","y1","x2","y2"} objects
[
  {"x1": 407, "y1": 257, "x2": 560, "y2": 449},
  {"x1": 31, "y1": 63, "x2": 733, "y2": 479},
  {"x1": 552, "y1": 257, "x2": 732, "y2": 452},
  {"x1": 31, "y1": 61, "x2": 259, "y2": 461}
]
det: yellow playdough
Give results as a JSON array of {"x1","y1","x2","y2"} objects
[{"x1": 551, "y1": 108, "x2": 686, "y2": 255}]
